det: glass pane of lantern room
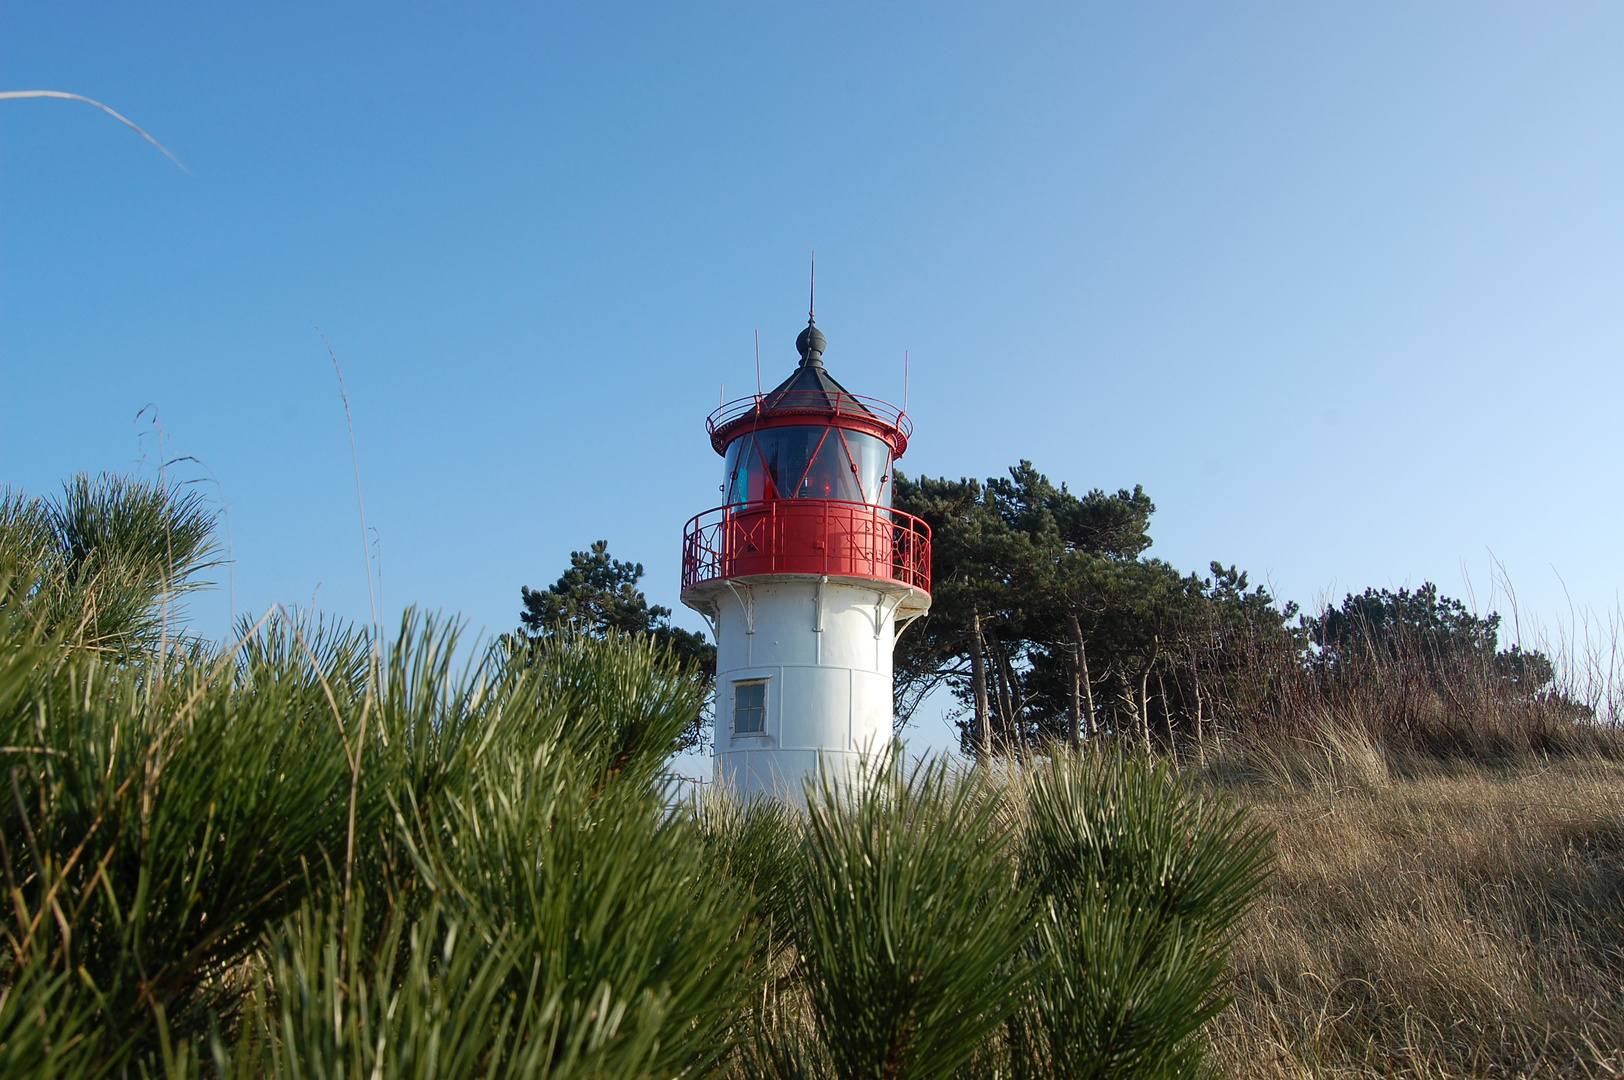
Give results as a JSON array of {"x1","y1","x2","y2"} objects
[
  {"x1": 722, "y1": 432, "x2": 804, "y2": 503},
  {"x1": 723, "y1": 433, "x2": 782, "y2": 504},
  {"x1": 724, "y1": 426, "x2": 830, "y2": 502},
  {"x1": 764, "y1": 427, "x2": 829, "y2": 499},
  {"x1": 842, "y1": 429, "x2": 893, "y2": 506},
  {"x1": 722, "y1": 439, "x2": 751, "y2": 505},
  {"x1": 793, "y1": 427, "x2": 860, "y2": 501}
]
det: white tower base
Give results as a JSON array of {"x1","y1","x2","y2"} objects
[{"x1": 683, "y1": 573, "x2": 929, "y2": 802}]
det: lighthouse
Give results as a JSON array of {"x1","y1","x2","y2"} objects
[{"x1": 681, "y1": 314, "x2": 932, "y2": 800}]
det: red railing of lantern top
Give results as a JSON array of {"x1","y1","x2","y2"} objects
[
  {"x1": 706, "y1": 393, "x2": 912, "y2": 456},
  {"x1": 682, "y1": 499, "x2": 931, "y2": 594}
]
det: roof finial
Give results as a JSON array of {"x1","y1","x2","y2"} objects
[{"x1": 796, "y1": 252, "x2": 826, "y2": 365}]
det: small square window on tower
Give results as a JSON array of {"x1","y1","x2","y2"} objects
[{"x1": 733, "y1": 680, "x2": 767, "y2": 734}]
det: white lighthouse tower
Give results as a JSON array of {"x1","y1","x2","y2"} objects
[{"x1": 681, "y1": 314, "x2": 931, "y2": 800}]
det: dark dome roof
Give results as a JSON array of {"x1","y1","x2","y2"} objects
[{"x1": 759, "y1": 320, "x2": 874, "y2": 419}]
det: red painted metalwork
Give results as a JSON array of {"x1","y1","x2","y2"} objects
[
  {"x1": 682, "y1": 499, "x2": 931, "y2": 593},
  {"x1": 707, "y1": 392, "x2": 912, "y2": 456}
]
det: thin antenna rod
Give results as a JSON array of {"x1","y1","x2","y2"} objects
[
  {"x1": 809, "y1": 252, "x2": 816, "y2": 322},
  {"x1": 903, "y1": 350, "x2": 910, "y2": 414},
  {"x1": 720, "y1": 382, "x2": 725, "y2": 408},
  {"x1": 754, "y1": 330, "x2": 762, "y2": 396}
]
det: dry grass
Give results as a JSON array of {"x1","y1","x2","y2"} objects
[{"x1": 1207, "y1": 737, "x2": 1624, "y2": 1079}]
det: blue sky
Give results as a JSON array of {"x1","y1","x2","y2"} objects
[{"x1": 4, "y1": 3, "x2": 1622, "y2": 747}]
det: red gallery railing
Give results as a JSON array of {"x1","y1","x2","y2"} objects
[{"x1": 682, "y1": 499, "x2": 931, "y2": 593}]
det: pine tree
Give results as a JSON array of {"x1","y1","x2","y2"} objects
[{"x1": 520, "y1": 540, "x2": 716, "y2": 748}]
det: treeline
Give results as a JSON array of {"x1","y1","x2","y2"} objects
[{"x1": 894, "y1": 462, "x2": 1593, "y2": 760}]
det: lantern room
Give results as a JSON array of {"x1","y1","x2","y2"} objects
[{"x1": 682, "y1": 320, "x2": 931, "y2": 595}]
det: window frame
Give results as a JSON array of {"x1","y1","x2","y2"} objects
[{"x1": 732, "y1": 678, "x2": 769, "y2": 736}]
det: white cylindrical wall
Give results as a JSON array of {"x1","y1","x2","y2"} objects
[{"x1": 710, "y1": 576, "x2": 903, "y2": 801}]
